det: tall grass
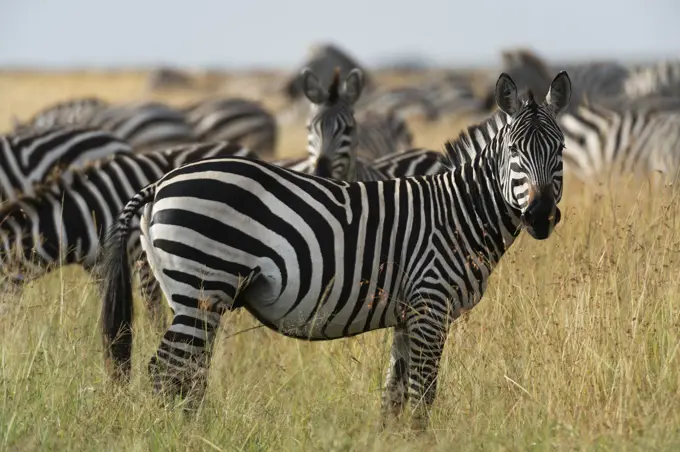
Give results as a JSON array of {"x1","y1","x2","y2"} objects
[{"x1": 0, "y1": 72, "x2": 679, "y2": 450}]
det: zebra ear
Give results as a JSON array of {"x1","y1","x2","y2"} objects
[
  {"x1": 301, "y1": 68, "x2": 328, "y2": 105},
  {"x1": 546, "y1": 71, "x2": 572, "y2": 115},
  {"x1": 495, "y1": 73, "x2": 519, "y2": 117},
  {"x1": 10, "y1": 115, "x2": 21, "y2": 130},
  {"x1": 342, "y1": 68, "x2": 364, "y2": 105}
]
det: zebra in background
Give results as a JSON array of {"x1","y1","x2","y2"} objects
[
  {"x1": 623, "y1": 60, "x2": 680, "y2": 99},
  {"x1": 0, "y1": 141, "x2": 258, "y2": 321},
  {"x1": 14, "y1": 99, "x2": 196, "y2": 153},
  {"x1": 559, "y1": 99, "x2": 680, "y2": 184},
  {"x1": 301, "y1": 67, "x2": 427, "y2": 181},
  {"x1": 484, "y1": 48, "x2": 629, "y2": 111},
  {"x1": 86, "y1": 101, "x2": 196, "y2": 153},
  {"x1": 182, "y1": 97, "x2": 278, "y2": 159},
  {"x1": 282, "y1": 42, "x2": 375, "y2": 103},
  {"x1": 12, "y1": 97, "x2": 109, "y2": 133},
  {"x1": 0, "y1": 126, "x2": 132, "y2": 202},
  {"x1": 99, "y1": 70, "x2": 571, "y2": 428}
]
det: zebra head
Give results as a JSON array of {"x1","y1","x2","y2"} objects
[
  {"x1": 301, "y1": 66, "x2": 364, "y2": 180},
  {"x1": 495, "y1": 71, "x2": 571, "y2": 240}
]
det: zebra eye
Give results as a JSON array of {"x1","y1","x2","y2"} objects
[{"x1": 508, "y1": 144, "x2": 519, "y2": 156}]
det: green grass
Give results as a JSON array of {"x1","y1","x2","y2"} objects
[{"x1": 2, "y1": 178, "x2": 680, "y2": 451}]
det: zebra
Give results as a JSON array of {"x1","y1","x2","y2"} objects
[
  {"x1": 484, "y1": 48, "x2": 629, "y2": 112},
  {"x1": 0, "y1": 126, "x2": 132, "y2": 202},
  {"x1": 0, "y1": 141, "x2": 258, "y2": 320},
  {"x1": 182, "y1": 97, "x2": 278, "y2": 158},
  {"x1": 12, "y1": 97, "x2": 109, "y2": 133},
  {"x1": 623, "y1": 59, "x2": 680, "y2": 99},
  {"x1": 559, "y1": 99, "x2": 680, "y2": 184},
  {"x1": 282, "y1": 42, "x2": 375, "y2": 102},
  {"x1": 15, "y1": 100, "x2": 196, "y2": 153},
  {"x1": 86, "y1": 101, "x2": 196, "y2": 153},
  {"x1": 99, "y1": 70, "x2": 571, "y2": 428},
  {"x1": 301, "y1": 67, "x2": 427, "y2": 181}
]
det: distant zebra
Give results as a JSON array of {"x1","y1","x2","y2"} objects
[
  {"x1": 283, "y1": 42, "x2": 375, "y2": 102},
  {"x1": 624, "y1": 60, "x2": 680, "y2": 99},
  {"x1": 100, "y1": 71, "x2": 571, "y2": 428},
  {"x1": 182, "y1": 98, "x2": 278, "y2": 158},
  {"x1": 301, "y1": 67, "x2": 431, "y2": 181},
  {"x1": 12, "y1": 97, "x2": 109, "y2": 133},
  {"x1": 87, "y1": 101, "x2": 196, "y2": 153},
  {"x1": 485, "y1": 48, "x2": 629, "y2": 111},
  {"x1": 0, "y1": 126, "x2": 132, "y2": 202},
  {"x1": 559, "y1": 100, "x2": 680, "y2": 183},
  {"x1": 0, "y1": 141, "x2": 258, "y2": 320},
  {"x1": 15, "y1": 100, "x2": 196, "y2": 153}
]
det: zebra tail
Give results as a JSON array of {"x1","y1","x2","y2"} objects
[{"x1": 99, "y1": 183, "x2": 157, "y2": 381}]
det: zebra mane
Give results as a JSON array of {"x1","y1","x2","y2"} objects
[{"x1": 442, "y1": 111, "x2": 509, "y2": 169}]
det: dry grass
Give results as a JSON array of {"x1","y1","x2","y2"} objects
[{"x1": 1, "y1": 71, "x2": 680, "y2": 451}]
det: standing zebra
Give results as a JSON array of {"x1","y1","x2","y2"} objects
[
  {"x1": 0, "y1": 142, "x2": 258, "y2": 320},
  {"x1": 100, "y1": 70, "x2": 571, "y2": 428},
  {"x1": 182, "y1": 97, "x2": 278, "y2": 158},
  {"x1": 301, "y1": 67, "x2": 424, "y2": 181},
  {"x1": 0, "y1": 126, "x2": 132, "y2": 202}
]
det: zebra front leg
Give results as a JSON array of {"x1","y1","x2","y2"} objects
[
  {"x1": 404, "y1": 302, "x2": 451, "y2": 431},
  {"x1": 381, "y1": 324, "x2": 410, "y2": 426},
  {"x1": 148, "y1": 293, "x2": 223, "y2": 412}
]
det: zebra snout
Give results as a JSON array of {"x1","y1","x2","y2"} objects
[{"x1": 521, "y1": 186, "x2": 557, "y2": 240}]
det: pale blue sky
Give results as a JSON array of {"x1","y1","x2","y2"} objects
[{"x1": 1, "y1": 0, "x2": 679, "y2": 69}]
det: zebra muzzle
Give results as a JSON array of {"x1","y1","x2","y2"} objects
[
  {"x1": 521, "y1": 186, "x2": 558, "y2": 240},
  {"x1": 314, "y1": 156, "x2": 334, "y2": 178}
]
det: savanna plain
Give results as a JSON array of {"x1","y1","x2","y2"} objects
[{"x1": 0, "y1": 71, "x2": 679, "y2": 451}]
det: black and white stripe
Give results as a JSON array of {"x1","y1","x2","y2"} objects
[
  {"x1": 0, "y1": 126, "x2": 132, "y2": 202},
  {"x1": 0, "y1": 141, "x2": 258, "y2": 318},
  {"x1": 99, "y1": 71, "x2": 572, "y2": 428},
  {"x1": 182, "y1": 98, "x2": 278, "y2": 158}
]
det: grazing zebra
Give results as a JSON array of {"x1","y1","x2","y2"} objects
[
  {"x1": 0, "y1": 126, "x2": 132, "y2": 202},
  {"x1": 485, "y1": 48, "x2": 629, "y2": 111},
  {"x1": 12, "y1": 97, "x2": 109, "y2": 133},
  {"x1": 87, "y1": 101, "x2": 196, "y2": 153},
  {"x1": 182, "y1": 98, "x2": 278, "y2": 158},
  {"x1": 301, "y1": 67, "x2": 423, "y2": 181},
  {"x1": 623, "y1": 60, "x2": 680, "y2": 99},
  {"x1": 15, "y1": 100, "x2": 196, "y2": 153},
  {"x1": 559, "y1": 100, "x2": 680, "y2": 183},
  {"x1": 100, "y1": 70, "x2": 571, "y2": 428},
  {"x1": 0, "y1": 141, "x2": 258, "y2": 319}
]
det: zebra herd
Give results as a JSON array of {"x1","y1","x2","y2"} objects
[{"x1": 2, "y1": 43, "x2": 680, "y2": 430}]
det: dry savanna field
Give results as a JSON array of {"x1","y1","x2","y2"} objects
[{"x1": 1, "y1": 70, "x2": 680, "y2": 451}]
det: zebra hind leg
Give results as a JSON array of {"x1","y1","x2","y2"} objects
[
  {"x1": 136, "y1": 252, "x2": 166, "y2": 329},
  {"x1": 148, "y1": 292, "x2": 223, "y2": 412},
  {"x1": 381, "y1": 324, "x2": 410, "y2": 428}
]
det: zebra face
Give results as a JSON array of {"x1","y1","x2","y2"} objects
[
  {"x1": 301, "y1": 67, "x2": 364, "y2": 181},
  {"x1": 496, "y1": 71, "x2": 572, "y2": 240}
]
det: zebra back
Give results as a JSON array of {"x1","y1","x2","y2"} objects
[
  {"x1": 1, "y1": 126, "x2": 133, "y2": 201},
  {"x1": 13, "y1": 97, "x2": 109, "y2": 133},
  {"x1": 182, "y1": 98, "x2": 278, "y2": 157}
]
